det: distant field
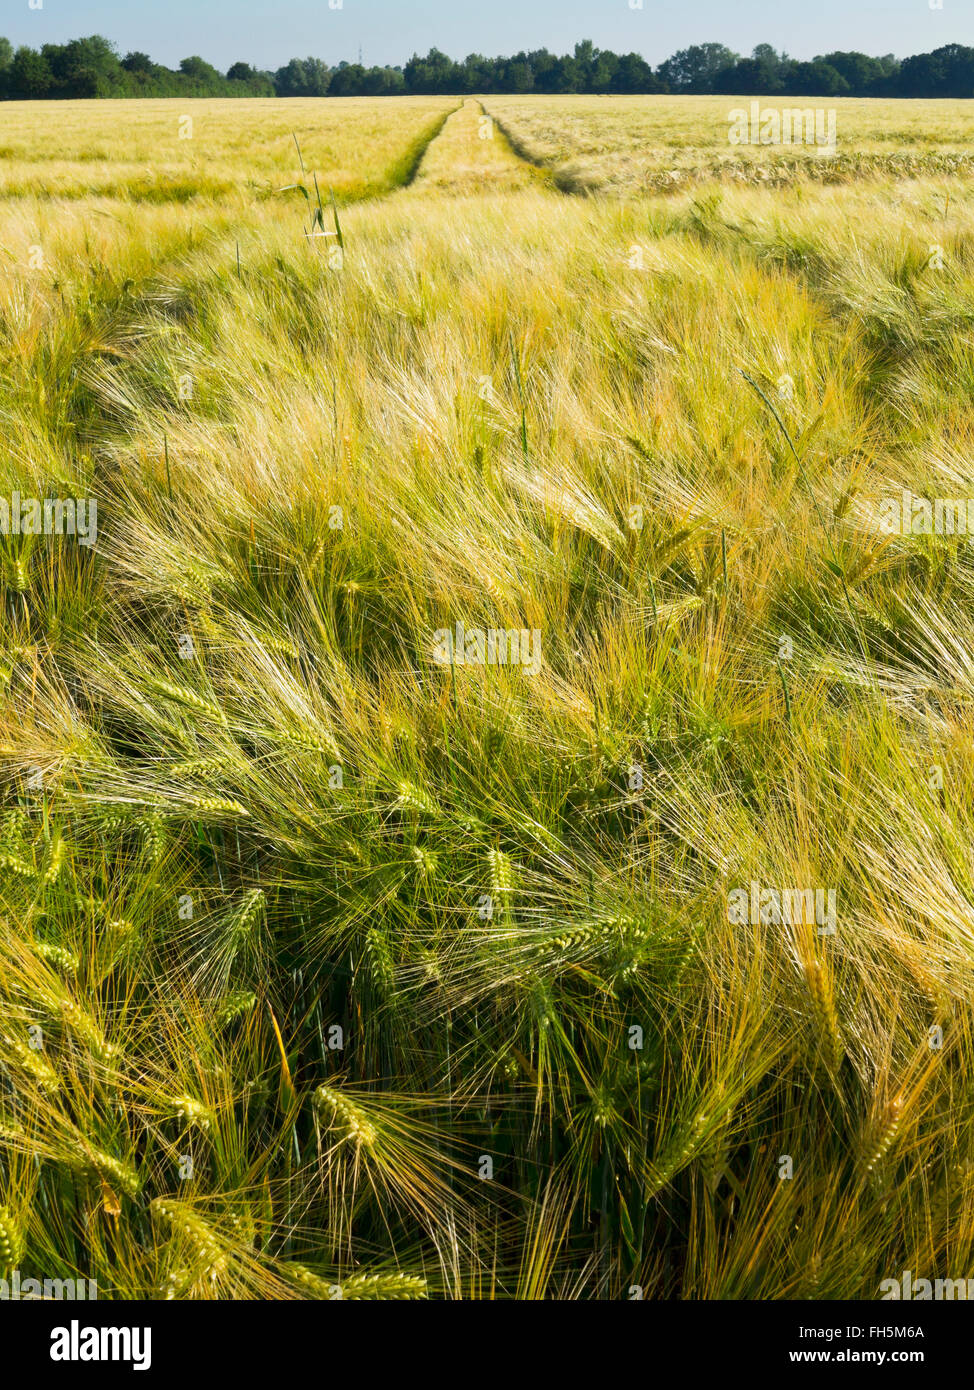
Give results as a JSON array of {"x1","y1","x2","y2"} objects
[
  {"x1": 484, "y1": 94, "x2": 974, "y2": 191},
  {"x1": 5, "y1": 94, "x2": 974, "y2": 207},
  {"x1": 0, "y1": 96, "x2": 456, "y2": 201},
  {"x1": 2, "y1": 95, "x2": 974, "y2": 1302}
]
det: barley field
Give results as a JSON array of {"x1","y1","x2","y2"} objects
[
  {"x1": 485, "y1": 94, "x2": 974, "y2": 191},
  {"x1": 1, "y1": 93, "x2": 974, "y2": 1301}
]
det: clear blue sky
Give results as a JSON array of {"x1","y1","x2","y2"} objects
[{"x1": 3, "y1": 0, "x2": 971, "y2": 72}]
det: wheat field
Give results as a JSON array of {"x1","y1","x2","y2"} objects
[{"x1": 1, "y1": 94, "x2": 974, "y2": 1301}]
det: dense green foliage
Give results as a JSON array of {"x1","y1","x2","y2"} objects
[{"x1": 1, "y1": 36, "x2": 973, "y2": 100}]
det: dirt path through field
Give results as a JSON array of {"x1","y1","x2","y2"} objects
[{"x1": 410, "y1": 97, "x2": 549, "y2": 194}]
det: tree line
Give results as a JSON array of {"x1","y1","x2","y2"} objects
[{"x1": 0, "y1": 36, "x2": 972, "y2": 101}]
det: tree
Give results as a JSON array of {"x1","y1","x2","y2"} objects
[
  {"x1": 274, "y1": 56, "x2": 329, "y2": 96},
  {"x1": 657, "y1": 43, "x2": 739, "y2": 92},
  {"x1": 329, "y1": 62, "x2": 366, "y2": 95},
  {"x1": 275, "y1": 58, "x2": 309, "y2": 96},
  {"x1": 787, "y1": 60, "x2": 850, "y2": 96},
  {"x1": 40, "y1": 35, "x2": 123, "y2": 97},
  {"x1": 459, "y1": 53, "x2": 494, "y2": 93},
  {"x1": 360, "y1": 66, "x2": 404, "y2": 95},
  {"x1": 819, "y1": 50, "x2": 886, "y2": 95},
  {"x1": 894, "y1": 45, "x2": 974, "y2": 98},
  {"x1": 612, "y1": 53, "x2": 664, "y2": 94},
  {"x1": 0, "y1": 36, "x2": 12, "y2": 95},
  {"x1": 10, "y1": 46, "x2": 53, "y2": 98},
  {"x1": 502, "y1": 55, "x2": 535, "y2": 93},
  {"x1": 552, "y1": 55, "x2": 583, "y2": 92},
  {"x1": 752, "y1": 44, "x2": 783, "y2": 68},
  {"x1": 906, "y1": 43, "x2": 974, "y2": 98},
  {"x1": 122, "y1": 51, "x2": 154, "y2": 73},
  {"x1": 118, "y1": 50, "x2": 160, "y2": 94},
  {"x1": 225, "y1": 61, "x2": 274, "y2": 94},
  {"x1": 179, "y1": 55, "x2": 222, "y2": 86},
  {"x1": 0, "y1": 34, "x2": 937, "y2": 103},
  {"x1": 527, "y1": 48, "x2": 559, "y2": 93},
  {"x1": 574, "y1": 40, "x2": 596, "y2": 70},
  {"x1": 713, "y1": 55, "x2": 785, "y2": 94},
  {"x1": 403, "y1": 48, "x2": 458, "y2": 94},
  {"x1": 589, "y1": 51, "x2": 619, "y2": 92},
  {"x1": 303, "y1": 57, "x2": 331, "y2": 95}
]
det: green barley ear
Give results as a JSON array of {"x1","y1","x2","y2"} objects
[
  {"x1": 488, "y1": 847, "x2": 514, "y2": 904},
  {"x1": 93, "y1": 807, "x2": 126, "y2": 836},
  {"x1": 227, "y1": 888, "x2": 265, "y2": 955},
  {"x1": 4, "y1": 555, "x2": 29, "y2": 593},
  {"x1": 171, "y1": 558, "x2": 225, "y2": 607},
  {"x1": 215, "y1": 989, "x2": 257, "y2": 1028},
  {"x1": 151, "y1": 1199, "x2": 226, "y2": 1286},
  {"x1": 0, "y1": 1206, "x2": 25, "y2": 1274},
  {"x1": 56, "y1": 993, "x2": 116, "y2": 1063},
  {"x1": 138, "y1": 814, "x2": 166, "y2": 865},
  {"x1": 645, "y1": 1108, "x2": 712, "y2": 1198},
  {"x1": 0, "y1": 808, "x2": 29, "y2": 853},
  {"x1": 0, "y1": 851, "x2": 34, "y2": 879},
  {"x1": 277, "y1": 727, "x2": 340, "y2": 759},
  {"x1": 393, "y1": 780, "x2": 437, "y2": 816},
  {"x1": 340, "y1": 1272, "x2": 428, "y2": 1300},
  {"x1": 188, "y1": 796, "x2": 249, "y2": 818},
  {"x1": 79, "y1": 1148, "x2": 140, "y2": 1200},
  {"x1": 170, "y1": 755, "x2": 246, "y2": 779},
  {"x1": 255, "y1": 632, "x2": 301, "y2": 660},
  {"x1": 36, "y1": 941, "x2": 79, "y2": 975},
  {"x1": 805, "y1": 959, "x2": 844, "y2": 1075},
  {"x1": 2, "y1": 1029, "x2": 60, "y2": 1092},
  {"x1": 168, "y1": 1093, "x2": 215, "y2": 1131},
  {"x1": 104, "y1": 916, "x2": 138, "y2": 969},
  {"x1": 411, "y1": 845, "x2": 438, "y2": 878},
  {"x1": 147, "y1": 678, "x2": 227, "y2": 724},
  {"x1": 863, "y1": 1095, "x2": 905, "y2": 1178},
  {"x1": 41, "y1": 837, "x2": 65, "y2": 887},
  {"x1": 314, "y1": 1084, "x2": 378, "y2": 1147},
  {"x1": 363, "y1": 925, "x2": 395, "y2": 999},
  {"x1": 283, "y1": 1263, "x2": 426, "y2": 1300},
  {"x1": 283, "y1": 1262, "x2": 342, "y2": 1299},
  {"x1": 486, "y1": 847, "x2": 516, "y2": 932},
  {"x1": 536, "y1": 920, "x2": 599, "y2": 956},
  {"x1": 589, "y1": 1082, "x2": 617, "y2": 1129}
]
